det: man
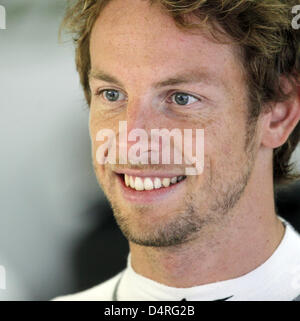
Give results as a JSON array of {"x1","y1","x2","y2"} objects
[{"x1": 55, "y1": 0, "x2": 300, "y2": 300}]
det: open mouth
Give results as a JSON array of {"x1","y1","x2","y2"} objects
[{"x1": 117, "y1": 173, "x2": 187, "y2": 191}]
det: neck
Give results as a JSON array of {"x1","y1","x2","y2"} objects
[{"x1": 129, "y1": 161, "x2": 285, "y2": 288}]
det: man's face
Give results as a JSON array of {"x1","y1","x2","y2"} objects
[{"x1": 89, "y1": 0, "x2": 258, "y2": 247}]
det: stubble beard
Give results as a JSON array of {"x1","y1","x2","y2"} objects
[
  {"x1": 109, "y1": 164, "x2": 253, "y2": 248},
  {"x1": 97, "y1": 117, "x2": 258, "y2": 248}
]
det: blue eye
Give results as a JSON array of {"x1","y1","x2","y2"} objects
[
  {"x1": 170, "y1": 92, "x2": 199, "y2": 106},
  {"x1": 98, "y1": 89, "x2": 126, "y2": 102},
  {"x1": 95, "y1": 89, "x2": 199, "y2": 106}
]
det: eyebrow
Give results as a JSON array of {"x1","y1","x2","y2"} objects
[{"x1": 89, "y1": 69, "x2": 220, "y2": 89}]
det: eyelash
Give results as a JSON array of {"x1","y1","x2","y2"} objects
[{"x1": 94, "y1": 89, "x2": 201, "y2": 106}]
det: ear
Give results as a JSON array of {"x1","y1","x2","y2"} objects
[{"x1": 261, "y1": 78, "x2": 300, "y2": 149}]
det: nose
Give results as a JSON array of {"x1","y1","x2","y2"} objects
[
  {"x1": 120, "y1": 97, "x2": 158, "y2": 164},
  {"x1": 126, "y1": 97, "x2": 153, "y2": 133}
]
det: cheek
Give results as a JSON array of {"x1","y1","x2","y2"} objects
[
  {"x1": 89, "y1": 114, "x2": 107, "y2": 171},
  {"x1": 89, "y1": 109, "x2": 99, "y2": 140},
  {"x1": 203, "y1": 118, "x2": 247, "y2": 175},
  {"x1": 89, "y1": 119, "x2": 99, "y2": 159},
  {"x1": 89, "y1": 109, "x2": 115, "y2": 147}
]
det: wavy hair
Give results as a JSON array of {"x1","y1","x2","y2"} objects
[{"x1": 61, "y1": 0, "x2": 300, "y2": 184}]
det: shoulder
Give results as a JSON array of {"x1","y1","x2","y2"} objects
[
  {"x1": 274, "y1": 218, "x2": 300, "y2": 300},
  {"x1": 283, "y1": 218, "x2": 300, "y2": 248},
  {"x1": 52, "y1": 271, "x2": 123, "y2": 301},
  {"x1": 277, "y1": 218, "x2": 300, "y2": 264}
]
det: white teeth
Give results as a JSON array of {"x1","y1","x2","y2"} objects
[
  {"x1": 154, "y1": 177, "x2": 162, "y2": 189},
  {"x1": 125, "y1": 174, "x2": 129, "y2": 187},
  {"x1": 170, "y1": 176, "x2": 177, "y2": 184},
  {"x1": 123, "y1": 175, "x2": 185, "y2": 190},
  {"x1": 129, "y1": 176, "x2": 135, "y2": 189},
  {"x1": 162, "y1": 178, "x2": 170, "y2": 187},
  {"x1": 135, "y1": 177, "x2": 144, "y2": 191},
  {"x1": 144, "y1": 178, "x2": 154, "y2": 190}
]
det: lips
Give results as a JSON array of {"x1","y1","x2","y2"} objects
[
  {"x1": 124, "y1": 174, "x2": 186, "y2": 191},
  {"x1": 114, "y1": 171, "x2": 187, "y2": 204}
]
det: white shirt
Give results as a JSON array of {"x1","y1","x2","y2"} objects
[{"x1": 54, "y1": 219, "x2": 300, "y2": 301}]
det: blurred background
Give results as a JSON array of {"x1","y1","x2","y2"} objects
[
  {"x1": 0, "y1": 0, "x2": 129, "y2": 300},
  {"x1": 0, "y1": 0, "x2": 299, "y2": 300}
]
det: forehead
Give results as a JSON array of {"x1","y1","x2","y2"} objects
[{"x1": 89, "y1": 0, "x2": 242, "y2": 85}]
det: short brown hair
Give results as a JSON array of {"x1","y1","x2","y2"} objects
[{"x1": 61, "y1": 0, "x2": 300, "y2": 184}]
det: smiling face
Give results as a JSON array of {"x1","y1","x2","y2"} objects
[{"x1": 88, "y1": 0, "x2": 259, "y2": 247}]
